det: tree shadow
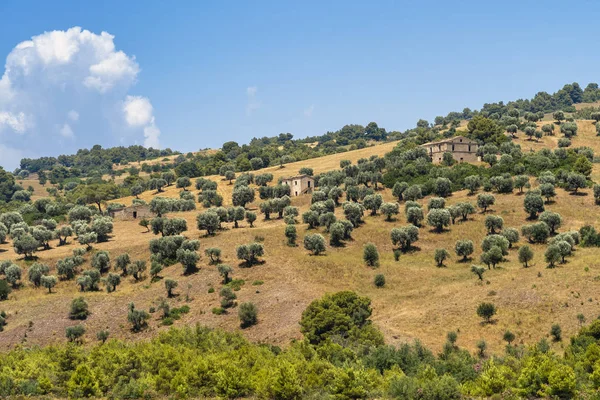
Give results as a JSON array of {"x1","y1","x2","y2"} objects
[
  {"x1": 457, "y1": 257, "x2": 472, "y2": 264},
  {"x1": 428, "y1": 228, "x2": 449, "y2": 234},
  {"x1": 238, "y1": 260, "x2": 266, "y2": 268},
  {"x1": 480, "y1": 319, "x2": 498, "y2": 326},
  {"x1": 403, "y1": 246, "x2": 421, "y2": 254},
  {"x1": 569, "y1": 192, "x2": 588, "y2": 197}
]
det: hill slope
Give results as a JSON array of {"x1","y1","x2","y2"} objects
[{"x1": 3, "y1": 138, "x2": 600, "y2": 356}]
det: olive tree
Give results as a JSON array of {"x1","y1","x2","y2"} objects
[
  {"x1": 28, "y1": 262, "x2": 50, "y2": 287},
  {"x1": 501, "y1": 228, "x2": 519, "y2": 248},
  {"x1": 545, "y1": 245, "x2": 561, "y2": 268},
  {"x1": 363, "y1": 243, "x2": 379, "y2": 267},
  {"x1": 232, "y1": 186, "x2": 255, "y2": 208},
  {"x1": 13, "y1": 234, "x2": 39, "y2": 259},
  {"x1": 518, "y1": 245, "x2": 534, "y2": 268},
  {"x1": 427, "y1": 209, "x2": 451, "y2": 233},
  {"x1": 217, "y1": 264, "x2": 233, "y2": 284},
  {"x1": 41, "y1": 275, "x2": 58, "y2": 293},
  {"x1": 524, "y1": 192, "x2": 545, "y2": 219},
  {"x1": 380, "y1": 202, "x2": 399, "y2": 221},
  {"x1": 392, "y1": 182, "x2": 409, "y2": 201},
  {"x1": 434, "y1": 248, "x2": 450, "y2": 267},
  {"x1": 127, "y1": 260, "x2": 147, "y2": 281},
  {"x1": 236, "y1": 242, "x2": 264, "y2": 266},
  {"x1": 363, "y1": 194, "x2": 383, "y2": 216},
  {"x1": 391, "y1": 225, "x2": 419, "y2": 251},
  {"x1": 197, "y1": 211, "x2": 220, "y2": 235},
  {"x1": 455, "y1": 240, "x2": 474, "y2": 261},
  {"x1": 521, "y1": 222, "x2": 550, "y2": 244},
  {"x1": 304, "y1": 234, "x2": 326, "y2": 255},
  {"x1": 477, "y1": 193, "x2": 495, "y2": 213},
  {"x1": 165, "y1": 279, "x2": 178, "y2": 297},
  {"x1": 484, "y1": 215, "x2": 504, "y2": 235},
  {"x1": 539, "y1": 211, "x2": 562, "y2": 234},
  {"x1": 285, "y1": 224, "x2": 297, "y2": 246},
  {"x1": 406, "y1": 207, "x2": 424, "y2": 226}
]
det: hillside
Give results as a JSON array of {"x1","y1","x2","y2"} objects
[{"x1": 2, "y1": 135, "x2": 600, "y2": 358}]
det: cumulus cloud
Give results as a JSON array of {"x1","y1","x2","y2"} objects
[
  {"x1": 0, "y1": 26, "x2": 161, "y2": 169},
  {"x1": 246, "y1": 86, "x2": 261, "y2": 116},
  {"x1": 123, "y1": 95, "x2": 154, "y2": 126}
]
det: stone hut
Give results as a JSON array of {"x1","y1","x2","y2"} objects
[
  {"x1": 108, "y1": 204, "x2": 154, "y2": 220},
  {"x1": 421, "y1": 136, "x2": 479, "y2": 164},
  {"x1": 280, "y1": 174, "x2": 315, "y2": 197}
]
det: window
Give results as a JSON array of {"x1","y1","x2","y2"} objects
[
  {"x1": 295, "y1": 181, "x2": 298, "y2": 185},
  {"x1": 468, "y1": 145, "x2": 471, "y2": 152},
  {"x1": 459, "y1": 138, "x2": 462, "y2": 142},
  {"x1": 452, "y1": 144, "x2": 455, "y2": 151},
  {"x1": 133, "y1": 211, "x2": 137, "y2": 219},
  {"x1": 308, "y1": 180, "x2": 311, "y2": 187}
]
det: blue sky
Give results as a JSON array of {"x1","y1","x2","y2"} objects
[{"x1": 1, "y1": 1, "x2": 600, "y2": 168}]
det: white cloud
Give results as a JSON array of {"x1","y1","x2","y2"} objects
[
  {"x1": 245, "y1": 85, "x2": 261, "y2": 116},
  {"x1": 59, "y1": 123, "x2": 74, "y2": 138},
  {"x1": 143, "y1": 119, "x2": 161, "y2": 148},
  {"x1": 0, "y1": 27, "x2": 160, "y2": 169},
  {"x1": 123, "y1": 95, "x2": 154, "y2": 126},
  {"x1": 67, "y1": 110, "x2": 79, "y2": 121},
  {"x1": 304, "y1": 104, "x2": 315, "y2": 117},
  {"x1": 0, "y1": 111, "x2": 28, "y2": 133}
]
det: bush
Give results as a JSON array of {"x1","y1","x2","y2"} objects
[
  {"x1": 300, "y1": 291, "x2": 383, "y2": 346},
  {"x1": 476, "y1": 302, "x2": 497, "y2": 323},
  {"x1": 0, "y1": 280, "x2": 12, "y2": 300},
  {"x1": 551, "y1": 324, "x2": 562, "y2": 342},
  {"x1": 374, "y1": 274, "x2": 385, "y2": 288},
  {"x1": 363, "y1": 243, "x2": 379, "y2": 267},
  {"x1": 127, "y1": 303, "x2": 149, "y2": 332},
  {"x1": 69, "y1": 297, "x2": 90, "y2": 320},
  {"x1": 238, "y1": 302, "x2": 258, "y2": 328},
  {"x1": 66, "y1": 325, "x2": 86, "y2": 343}
]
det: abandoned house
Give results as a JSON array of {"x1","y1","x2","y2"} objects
[
  {"x1": 421, "y1": 136, "x2": 479, "y2": 164},
  {"x1": 281, "y1": 174, "x2": 315, "y2": 196},
  {"x1": 108, "y1": 204, "x2": 154, "y2": 220}
]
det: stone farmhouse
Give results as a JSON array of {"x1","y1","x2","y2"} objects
[
  {"x1": 421, "y1": 136, "x2": 479, "y2": 164},
  {"x1": 108, "y1": 204, "x2": 154, "y2": 220},
  {"x1": 281, "y1": 174, "x2": 315, "y2": 197}
]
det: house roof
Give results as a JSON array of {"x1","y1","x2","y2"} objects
[
  {"x1": 421, "y1": 136, "x2": 478, "y2": 146},
  {"x1": 281, "y1": 174, "x2": 314, "y2": 181}
]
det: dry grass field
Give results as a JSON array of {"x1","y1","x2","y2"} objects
[{"x1": 3, "y1": 136, "x2": 600, "y2": 357}]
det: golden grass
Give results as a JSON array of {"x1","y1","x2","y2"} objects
[{"x1": 2, "y1": 137, "x2": 600, "y2": 356}]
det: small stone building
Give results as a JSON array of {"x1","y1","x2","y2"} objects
[
  {"x1": 421, "y1": 136, "x2": 479, "y2": 164},
  {"x1": 108, "y1": 204, "x2": 154, "y2": 220},
  {"x1": 281, "y1": 174, "x2": 315, "y2": 197}
]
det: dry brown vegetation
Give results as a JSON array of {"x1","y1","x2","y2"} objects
[{"x1": 2, "y1": 133, "x2": 600, "y2": 356}]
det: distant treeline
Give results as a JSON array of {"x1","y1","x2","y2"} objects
[
  {"x1": 432, "y1": 81, "x2": 600, "y2": 127},
  {"x1": 19, "y1": 145, "x2": 177, "y2": 176}
]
